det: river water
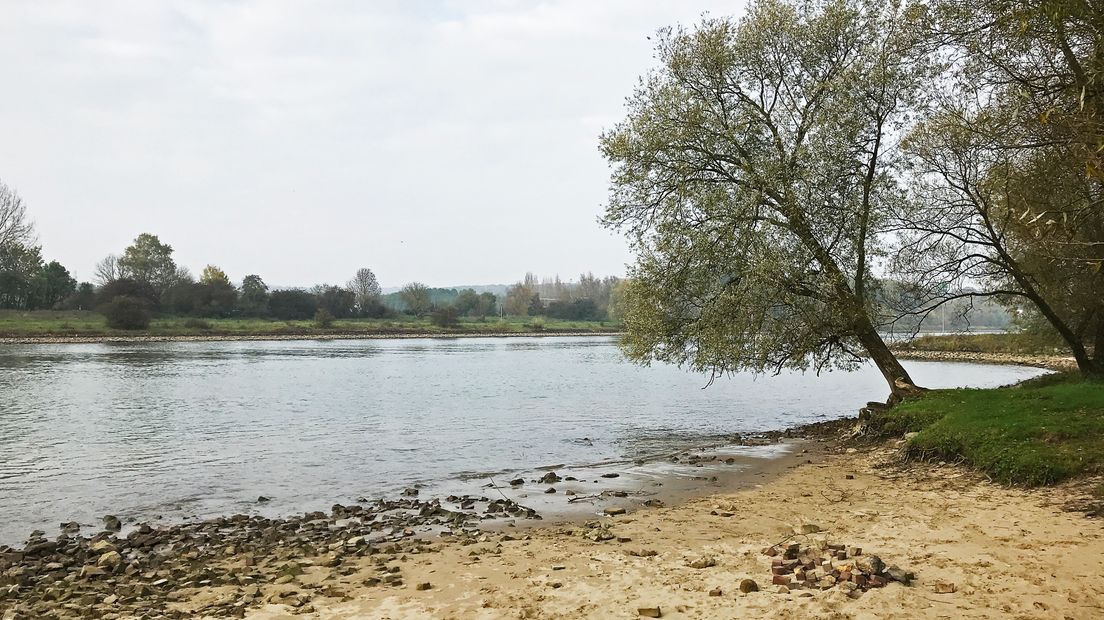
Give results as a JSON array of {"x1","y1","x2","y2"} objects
[{"x1": 0, "y1": 336, "x2": 1045, "y2": 544}]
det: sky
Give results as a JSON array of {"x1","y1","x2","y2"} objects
[{"x1": 0, "y1": 0, "x2": 743, "y2": 288}]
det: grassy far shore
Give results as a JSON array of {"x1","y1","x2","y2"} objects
[{"x1": 0, "y1": 309, "x2": 621, "y2": 339}]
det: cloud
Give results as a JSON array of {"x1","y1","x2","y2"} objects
[{"x1": 0, "y1": 0, "x2": 742, "y2": 286}]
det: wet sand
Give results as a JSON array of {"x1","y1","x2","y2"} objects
[{"x1": 225, "y1": 440, "x2": 1104, "y2": 620}]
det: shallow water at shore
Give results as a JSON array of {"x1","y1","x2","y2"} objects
[{"x1": 0, "y1": 336, "x2": 1046, "y2": 544}]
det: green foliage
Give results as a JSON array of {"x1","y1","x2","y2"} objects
[
  {"x1": 102, "y1": 296, "x2": 152, "y2": 330},
  {"x1": 238, "y1": 275, "x2": 270, "y2": 316},
  {"x1": 877, "y1": 376, "x2": 1104, "y2": 486},
  {"x1": 96, "y1": 278, "x2": 160, "y2": 310},
  {"x1": 269, "y1": 289, "x2": 318, "y2": 321},
  {"x1": 29, "y1": 261, "x2": 76, "y2": 309},
  {"x1": 62, "y1": 282, "x2": 96, "y2": 311},
  {"x1": 182, "y1": 317, "x2": 212, "y2": 330},
  {"x1": 315, "y1": 285, "x2": 356, "y2": 318},
  {"x1": 398, "y1": 282, "x2": 432, "y2": 317},
  {"x1": 313, "y1": 308, "x2": 335, "y2": 328},
  {"x1": 0, "y1": 243, "x2": 43, "y2": 309},
  {"x1": 600, "y1": 0, "x2": 926, "y2": 391},
  {"x1": 430, "y1": 305, "x2": 460, "y2": 328},
  {"x1": 117, "y1": 233, "x2": 181, "y2": 293},
  {"x1": 200, "y1": 265, "x2": 231, "y2": 286}
]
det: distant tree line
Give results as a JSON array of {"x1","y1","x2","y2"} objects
[{"x1": 0, "y1": 183, "x2": 623, "y2": 331}]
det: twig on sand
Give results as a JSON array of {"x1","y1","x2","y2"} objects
[
  {"x1": 487, "y1": 477, "x2": 512, "y2": 502},
  {"x1": 567, "y1": 494, "x2": 605, "y2": 503}
]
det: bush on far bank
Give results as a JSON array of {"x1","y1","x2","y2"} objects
[{"x1": 102, "y1": 296, "x2": 151, "y2": 330}]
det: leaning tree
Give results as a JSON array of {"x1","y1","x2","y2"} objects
[{"x1": 601, "y1": 0, "x2": 931, "y2": 401}]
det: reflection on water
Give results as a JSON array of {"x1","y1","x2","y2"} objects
[{"x1": 0, "y1": 336, "x2": 1045, "y2": 544}]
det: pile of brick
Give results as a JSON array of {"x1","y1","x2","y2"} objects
[{"x1": 761, "y1": 541, "x2": 913, "y2": 598}]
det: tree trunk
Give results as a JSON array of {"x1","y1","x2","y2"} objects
[{"x1": 853, "y1": 315, "x2": 922, "y2": 404}]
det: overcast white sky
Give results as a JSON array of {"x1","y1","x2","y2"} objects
[{"x1": 0, "y1": 0, "x2": 743, "y2": 288}]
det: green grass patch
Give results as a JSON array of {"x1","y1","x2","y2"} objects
[{"x1": 877, "y1": 374, "x2": 1104, "y2": 486}]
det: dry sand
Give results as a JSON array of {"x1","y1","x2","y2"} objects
[{"x1": 208, "y1": 440, "x2": 1104, "y2": 620}]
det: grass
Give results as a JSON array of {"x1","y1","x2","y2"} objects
[
  {"x1": 898, "y1": 332, "x2": 1067, "y2": 356},
  {"x1": 0, "y1": 310, "x2": 620, "y2": 338},
  {"x1": 876, "y1": 373, "x2": 1104, "y2": 486}
]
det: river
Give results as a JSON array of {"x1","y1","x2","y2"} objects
[{"x1": 0, "y1": 336, "x2": 1046, "y2": 544}]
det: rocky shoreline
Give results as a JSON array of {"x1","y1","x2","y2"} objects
[
  {"x1": 0, "y1": 331, "x2": 622, "y2": 346},
  {"x1": 0, "y1": 435, "x2": 814, "y2": 619},
  {"x1": 0, "y1": 493, "x2": 546, "y2": 619}
]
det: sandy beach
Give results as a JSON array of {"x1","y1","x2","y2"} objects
[{"x1": 170, "y1": 439, "x2": 1104, "y2": 619}]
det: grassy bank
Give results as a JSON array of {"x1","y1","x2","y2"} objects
[
  {"x1": 0, "y1": 310, "x2": 621, "y2": 339},
  {"x1": 876, "y1": 374, "x2": 1104, "y2": 486},
  {"x1": 898, "y1": 332, "x2": 1066, "y2": 355}
]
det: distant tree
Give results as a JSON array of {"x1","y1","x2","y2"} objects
[
  {"x1": 315, "y1": 285, "x2": 356, "y2": 318},
  {"x1": 503, "y1": 282, "x2": 535, "y2": 316},
  {"x1": 102, "y1": 296, "x2": 151, "y2": 330},
  {"x1": 547, "y1": 298, "x2": 599, "y2": 321},
  {"x1": 348, "y1": 268, "x2": 382, "y2": 314},
  {"x1": 0, "y1": 243, "x2": 43, "y2": 308},
  {"x1": 430, "y1": 304, "x2": 460, "y2": 328},
  {"x1": 453, "y1": 289, "x2": 481, "y2": 316},
  {"x1": 200, "y1": 265, "x2": 231, "y2": 286},
  {"x1": 313, "y1": 308, "x2": 335, "y2": 328},
  {"x1": 96, "y1": 278, "x2": 160, "y2": 310},
  {"x1": 399, "y1": 282, "x2": 432, "y2": 317},
  {"x1": 117, "y1": 233, "x2": 181, "y2": 294},
  {"x1": 29, "y1": 261, "x2": 76, "y2": 309},
  {"x1": 474, "y1": 292, "x2": 497, "y2": 320},
  {"x1": 527, "y1": 293, "x2": 544, "y2": 317},
  {"x1": 94, "y1": 254, "x2": 121, "y2": 285},
  {"x1": 238, "y1": 274, "x2": 270, "y2": 316},
  {"x1": 62, "y1": 282, "x2": 96, "y2": 311},
  {"x1": 0, "y1": 178, "x2": 35, "y2": 249},
  {"x1": 269, "y1": 289, "x2": 318, "y2": 320}
]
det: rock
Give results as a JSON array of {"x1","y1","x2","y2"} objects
[
  {"x1": 89, "y1": 540, "x2": 115, "y2": 554},
  {"x1": 509, "y1": 478, "x2": 524, "y2": 486},
  {"x1": 886, "y1": 565, "x2": 912, "y2": 584},
  {"x1": 848, "y1": 546, "x2": 862, "y2": 558},
  {"x1": 772, "y1": 575, "x2": 791, "y2": 586},
  {"x1": 79, "y1": 565, "x2": 107, "y2": 579},
  {"x1": 932, "y1": 582, "x2": 956, "y2": 594},
  {"x1": 415, "y1": 582, "x2": 432, "y2": 591},
  {"x1": 539, "y1": 472, "x2": 562, "y2": 484},
  {"x1": 256, "y1": 496, "x2": 271, "y2": 503},
  {"x1": 545, "y1": 487, "x2": 557, "y2": 494},
  {"x1": 688, "y1": 556, "x2": 716, "y2": 569},
  {"x1": 855, "y1": 555, "x2": 885, "y2": 575},
  {"x1": 102, "y1": 515, "x2": 121, "y2": 531},
  {"x1": 402, "y1": 488, "x2": 419, "y2": 497},
  {"x1": 603, "y1": 507, "x2": 626, "y2": 516},
  {"x1": 739, "y1": 578, "x2": 759, "y2": 593},
  {"x1": 637, "y1": 607, "x2": 661, "y2": 618},
  {"x1": 552, "y1": 565, "x2": 566, "y2": 571},
  {"x1": 97, "y1": 551, "x2": 122, "y2": 568},
  {"x1": 775, "y1": 585, "x2": 790, "y2": 594},
  {"x1": 795, "y1": 523, "x2": 821, "y2": 534},
  {"x1": 708, "y1": 587, "x2": 722, "y2": 596},
  {"x1": 565, "y1": 490, "x2": 576, "y2": 496},
  {"x1": 601, "y1": 473, "x2": 620, "y2": 479}
]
